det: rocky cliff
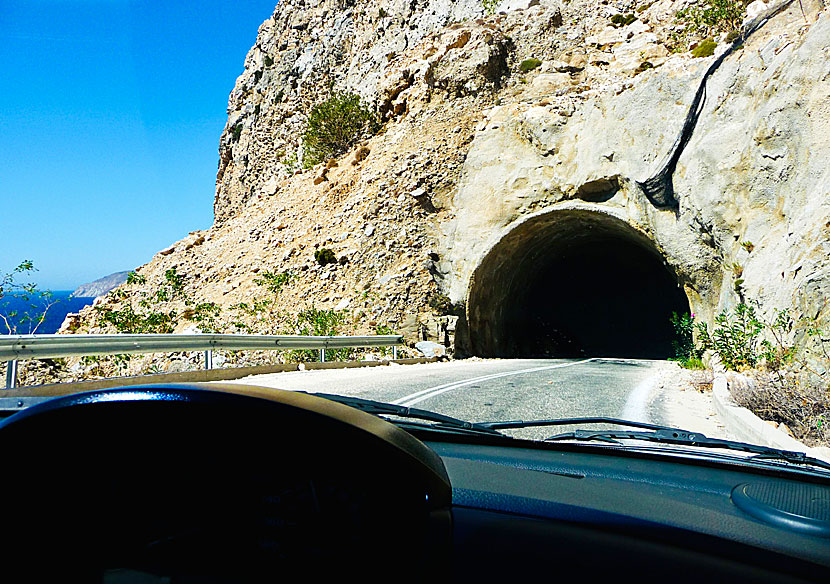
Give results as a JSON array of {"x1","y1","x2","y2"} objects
[
  {"x1": 71, "y1": 271, "x2": 130, "y2": 298},
  {"x1": 72, "y1": 0, "x2": 830, "y2": 363}
]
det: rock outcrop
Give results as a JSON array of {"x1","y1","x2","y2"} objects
[{"x1": 71, "y1": 0, "x2": 830, "y2": 365}]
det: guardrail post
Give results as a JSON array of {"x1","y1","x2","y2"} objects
[
  {"x1": 5, "y1": 360, "x2": 18, "y2": 390},
  {"x1": 393, "y1": 346, "x2": 398, "y2": 360},
  {"x1": 204, "y1": 350, "x2": 213, "y2": 370},
  {"x1": 319, "y1": 348, "x2": 326, "y2": 363}
]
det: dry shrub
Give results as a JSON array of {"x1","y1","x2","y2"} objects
[
  {"x1": 731, "y1": 370, "x2": 830, "y2": 447},
  {"x1": 689, "y1": 369, "x2": 714, "y2": 392}
]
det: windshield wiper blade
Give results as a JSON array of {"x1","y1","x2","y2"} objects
[
  {"x1": 479, "y1": 416, "x2": 680, "y2": 432},
  {"x1": 309, "y1": 392, "x2": 504, "y2": 436},
  {"x1": 545, "y1": 428, "x2": 830, "y2": 472}
]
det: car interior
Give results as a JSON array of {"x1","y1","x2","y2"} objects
[{"x1": 1, "y1": 383, "x2": 827, "y2": 582}]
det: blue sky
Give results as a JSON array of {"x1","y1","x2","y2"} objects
[{"x1": 0, "y1": 0, "x2": 278, "y2": 290}]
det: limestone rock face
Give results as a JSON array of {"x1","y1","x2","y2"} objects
[
  {"x1": 214, "y1": 0, "x2": 493, "y2": 224},
  {"x1": 72, "y1": 0, "x2": 830, "y2": 362},
  {"x1": 443, "y1": 3, "x2": 830, "y2": 354}
]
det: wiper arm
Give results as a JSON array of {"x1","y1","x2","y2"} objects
[
  {"x1": 479, "y1": 416, "x2": 680, "y2": 432},
  {"x1": 309, "y1": 392, "x2": 504, "y2": 436},
  {"x1": 546, "y1": 428, "x2": 830, "y2": 472}
]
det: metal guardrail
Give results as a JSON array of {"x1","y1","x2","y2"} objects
[{"x1": 1, "y1": 333, "x2": 403, "y2": 389}]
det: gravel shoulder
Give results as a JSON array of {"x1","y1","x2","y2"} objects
[{"x1": 650, "y1": 362, "x2": 735, "y2": 440}]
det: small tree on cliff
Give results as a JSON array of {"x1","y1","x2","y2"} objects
[
  {"x1": 0, "y1": 260, "x2": 57, "y2": 334},
  {"x1": 302, "y1": 91, "x2": 377, "y2": 167}
]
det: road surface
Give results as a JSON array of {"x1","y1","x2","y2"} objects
[{"x1": 231, "y1": 358, "x2": 684, "y2": 440}]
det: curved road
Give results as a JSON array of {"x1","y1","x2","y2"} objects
[{"x1": 233, "y1": 358, "x2": 671, "y2": 440}]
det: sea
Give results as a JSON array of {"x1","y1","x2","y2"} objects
[{"x1": 0, "y1": 291, "x2": 95, "y2": 335}]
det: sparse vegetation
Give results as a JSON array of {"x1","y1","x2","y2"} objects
[
  {"x1": 287, "y1": 307, "x2": 349, "y2": 361},
  {"x1": 427, "y1": 293, "x2": 455, "y2": 315},
  {"x1": 96, "y1": 268, "x2": 187, "y2": 334},
  {"x1": 675, "y1": 0, "x2": 746, "y2": 50},
  {"x1": 740, "y1": 240, "x2": 754, "y2": 253},
  {"x1": 519, "y1": 58, "x2": 542, "y2": 73},
  {"x1": 314, "y1": 248, "x2": 337, "y2": 266},
  {"x1": 302, "y1": 92, "x2": 377, "y2": 167},
  {"x1": 281, "y1": 150, "x2": 299, "y2": 173},
  {"x1": 481, "y1": 0, "x2": 500, "y2": 15},
  {"x1": 635, "y1": 61, "x2": 654, "y2": 74},
  {"x1": 263, "y1": 55, "x2": 274, "y2": 67},
  {"x1": 691, "y1": 38, "x2": 718, "y2": 57},
  {"x1": 610, "y1": 13, "x2": 638, "y2": 27},
  {"x1": 375, "y1": 324, "x2": 396, "y2": 336},
  {"x1": 253, "y1": 270, "x2": 295, "y2": 294},
  {"x1": 729, "y1": 307, "x2": 829, "y2": 446},
  {"x1": 733, "y1": 370, "x2": 829, "y2": 446},
  {"x1": 230, "y1": 124, "x2": 243, "y2": 142},
  {"x1": 0, "y1": 260, "x2": 58, "y2": 334}
]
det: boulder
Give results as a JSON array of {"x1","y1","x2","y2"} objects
[{"x1": 415, "y1": 341, "x2": 447, "y2": 358}]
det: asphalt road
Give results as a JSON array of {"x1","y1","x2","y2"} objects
[{"x1": 233, "y1": 358, "x2": 670, "y2": 441}]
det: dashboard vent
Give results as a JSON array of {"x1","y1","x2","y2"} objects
[{"x1": 731, "y1": 482, "x2": 830, "y2": 537}]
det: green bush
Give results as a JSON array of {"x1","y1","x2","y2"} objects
[
  {"x1": 263, "y1": 55, "x2": 273, "y2": 67},
  {"x1": 481, "y1": 0, "x2": 499, "y2": 15},
  {"x1": 314, "y1": 248, "x2": 337, "y2": 266},
  {"x1": 610, "y1": 13, "x2": 637, "y2": 27},
  {"x1": 676, "y1": 0, "x2": 745, "y2": 39},
  {"x1": 670, "y1": 312, "x2": 701, "y2": 361},
  {"x1": 288, "y1": 307, "x2": 349, "y2": 361},
  {"x1": 519, "y1": 58, "x2": 542, "y2": 73},
  {"x1": 254, "y1": 270, "x2": 295, "y2": 294},
  {"x1": 190, "y1": 302, "x2": 221, "y2": 333},
  {"x1": 376, "y1": 324, "x2": 396, "y2": 336},
  {"x1": 697, "y1": 303, "x2": 764, "y2": 370},
  {"x1": 230, "y1": 124, "x2": 243, "y2": 142},
  {"x1": 635, "y1": 61, "x2": 654, "y2": 74},
  {"x1": 97, "y1": 304, "x2": 177, "y2": 335},
  {"x1": 691, "y1": 38, "x2": 717, "y2": 57},
  {"x1": 97, "y1": 268, "x2": 188, "y2": 334},
  {"x1": 302, "y1": 92, "x2": 377, "y2": 167},
  {"x1": 679, "y1": 357, "x2": 706, "y2": 370}
]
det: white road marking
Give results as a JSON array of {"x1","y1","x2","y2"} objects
[
  {"x1": 621, "y1": 372, "x2": 660, "y2": 423},
  {"x1": 393, "y1": 359, "x2": 595, "y2": 407}
]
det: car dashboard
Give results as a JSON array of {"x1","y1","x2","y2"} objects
[
  {"x1": 426, "y1": 438, "x2": 830, "y2": 580},
  {"x1": 0, "y1": 383, "x2": 827, "y2": 582}
]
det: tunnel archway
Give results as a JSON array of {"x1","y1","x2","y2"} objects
[{"x1": 465, "y1": 209, "x2": 690, "y2": 358}]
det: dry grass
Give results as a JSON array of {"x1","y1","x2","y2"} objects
[{"x1": 731, "y1": 370, "x2": 830, "y2": 447}]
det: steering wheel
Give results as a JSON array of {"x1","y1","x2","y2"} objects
[{"x1": 0, "y1": 383, "x2": 452, "y2": 581}]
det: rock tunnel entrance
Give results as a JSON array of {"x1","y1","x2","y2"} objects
[{"x1": 464, "y1": 209, "x2": 690, "y2": 358}]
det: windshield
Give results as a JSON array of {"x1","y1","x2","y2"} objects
[{"x1": 1, "y1": 0, "x2": 829, "y2": 474}]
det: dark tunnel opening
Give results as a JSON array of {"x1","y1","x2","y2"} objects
[{"x1": 464, "y1": 210, "x2": 690, "y2": 359}]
